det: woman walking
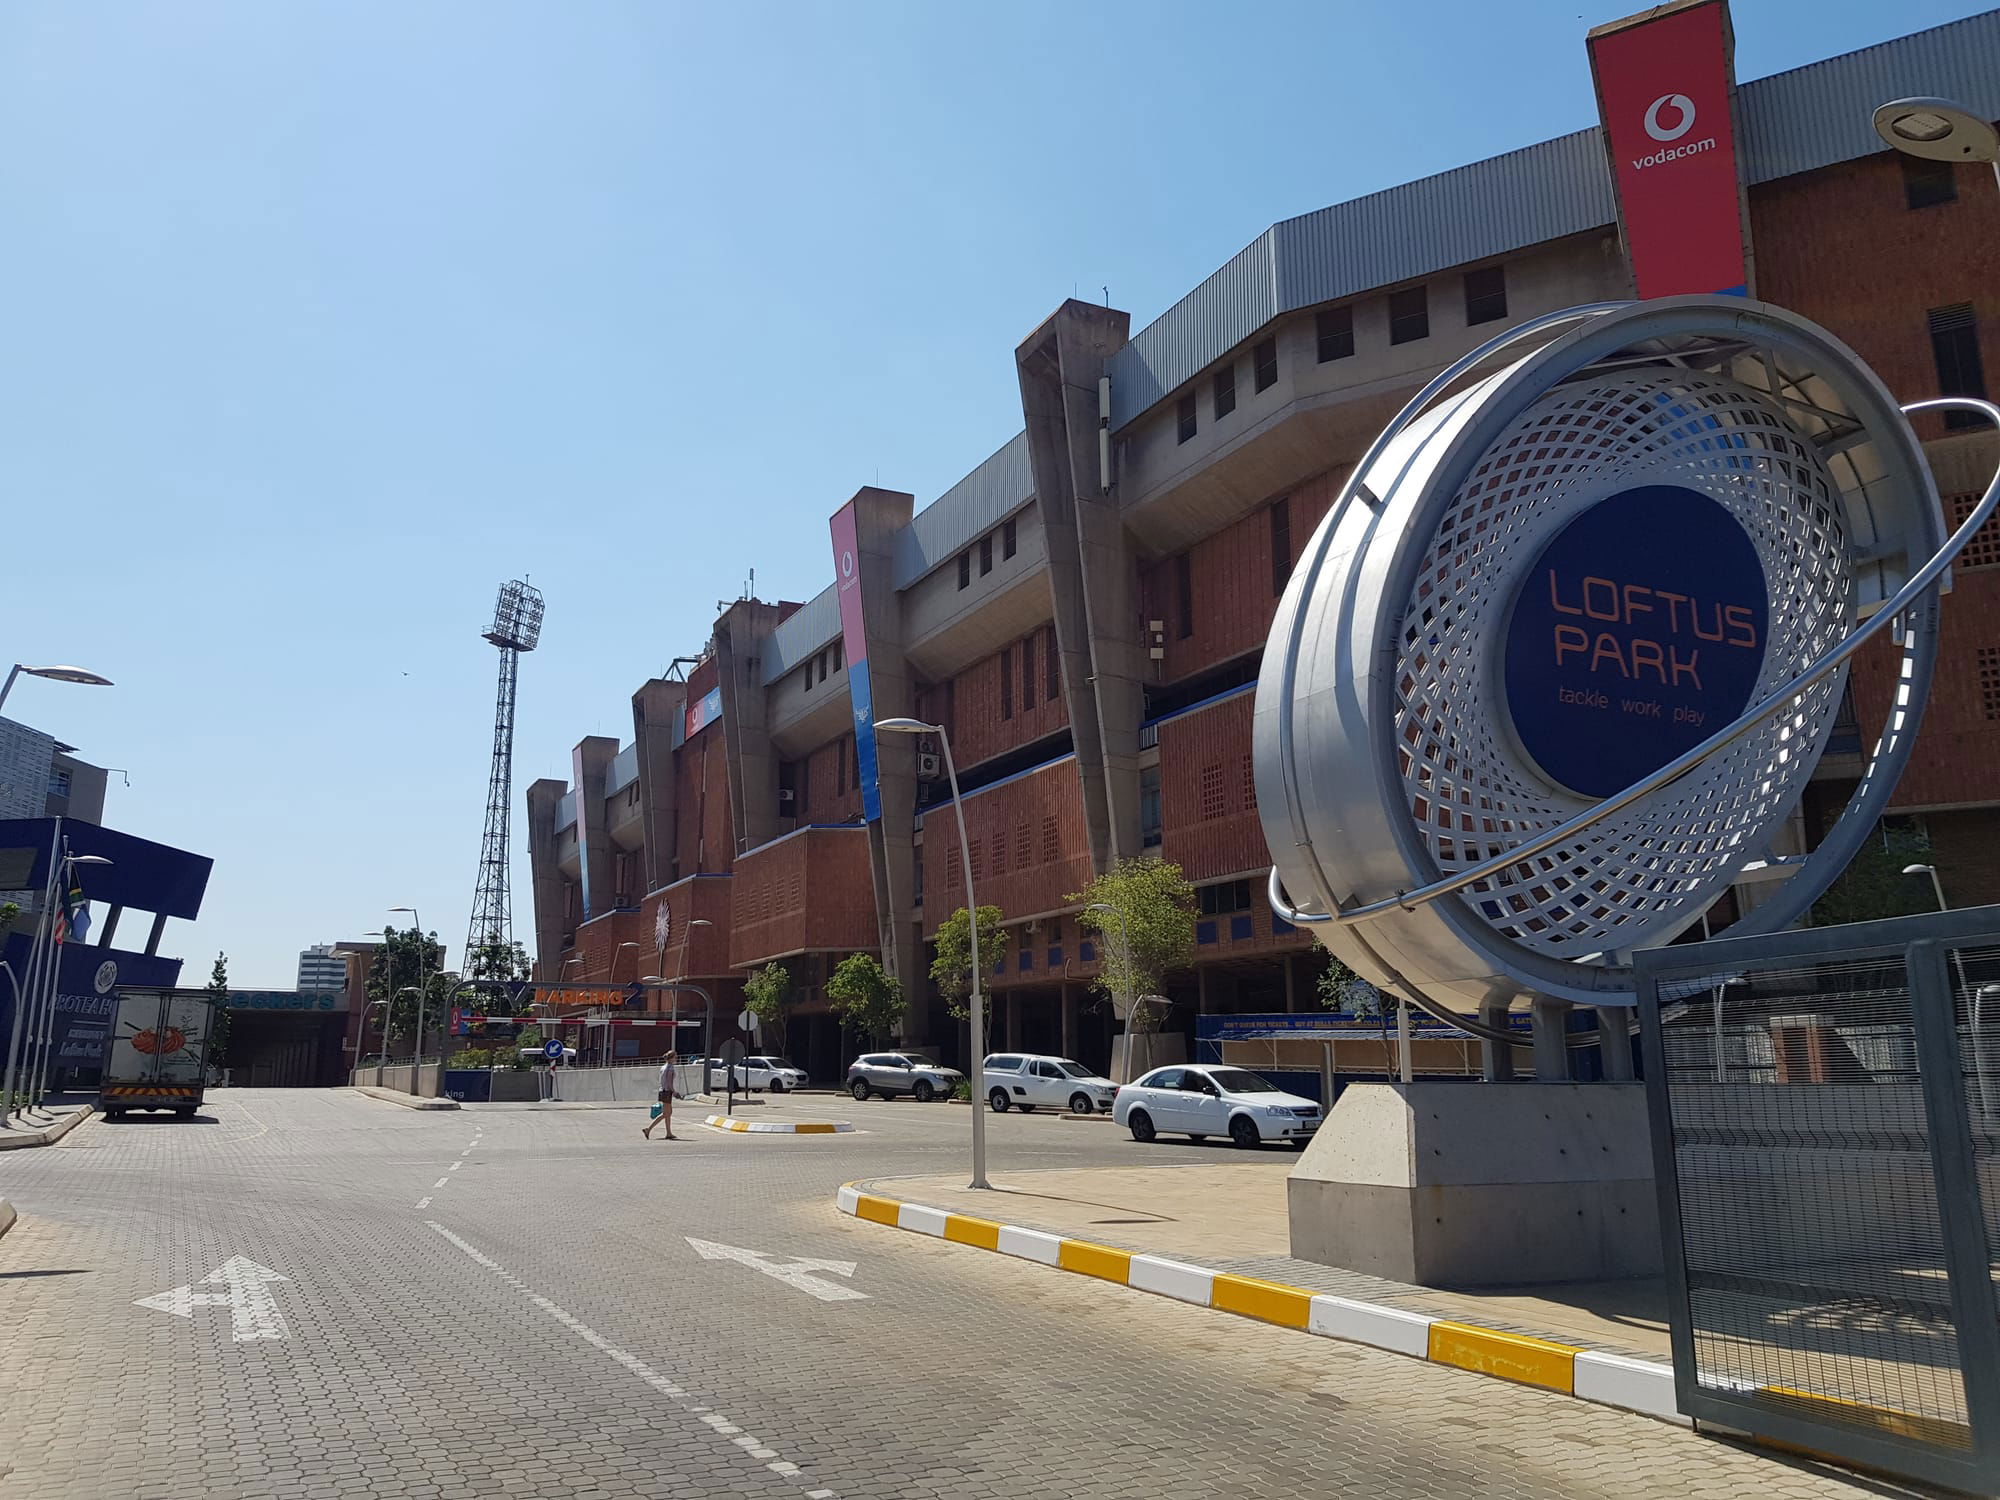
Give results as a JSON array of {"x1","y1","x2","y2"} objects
[{"x1": 643, "y1": 1050, "x2": 680, "y2": 1140}]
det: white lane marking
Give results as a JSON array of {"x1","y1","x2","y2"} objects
[
  {"x1": 449, "y1": 1161, "x2": 462, "y2": 1171},
  {"x1": 433, "y1": 1177, "x2": 450, "y2": 1189},
  {"x1": 417, "y1": 1197, "x2": 433, "y2": 1209},
  {"x1": 684, "y1": 1237, "x2": 868, "y2": 1303},
  {"x1": 135, "y1": 1257, "x2": 290, "y2": 1342},
  {"x1": 427, "y1": 1222, "x2": 832, "y2": 1495},
  {"x1": 218, "y1": 1098, "x2": 271, "y2": 1143}
]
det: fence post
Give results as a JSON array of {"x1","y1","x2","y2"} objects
[{"x1": 1907, "y1": 939, "x2": 2000, "y2": 1465}]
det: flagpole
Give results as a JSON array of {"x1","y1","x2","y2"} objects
[
  {"x1": 4, "y1": 819, "x2": 62, "y2": 1122},
  {"x1": 28, "y1": 831, "x2": 74, "y2": 1112}
]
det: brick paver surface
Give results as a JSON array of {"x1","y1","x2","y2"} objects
[{"x1": 0, "y1": 1088, "x2": 1911, "y2": 1498}]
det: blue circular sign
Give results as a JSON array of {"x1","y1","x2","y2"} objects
[
  {"x1": 543, "y1": 1038, "x2": 565, "y2": 1060},
  {"x1": 1502, "y1": 485, "x2": 1768, "y2": 799}
]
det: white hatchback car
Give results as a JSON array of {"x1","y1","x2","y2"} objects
[
  {"x1": 1112, "y1": 1064, "x2": 1321, "y2": 1148},
  {"x1": 709, "y1": 1055, "x2": 808, "y2": 1093},
  {"x1": 982, "y1": 1054, "x2": 1119, "y2": 1114}
]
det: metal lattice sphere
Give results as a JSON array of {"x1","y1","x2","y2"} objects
[{"x1": 1255, "y1": 298, "x2": 1946, "y2": 1012}]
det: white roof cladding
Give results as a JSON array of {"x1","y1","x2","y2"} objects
[{"x1": 1105, "y1": 8, "x2": 2000, "y2": 428}]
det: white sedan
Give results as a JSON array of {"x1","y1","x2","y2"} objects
[
  {"x1": 709, "y1": 1055, "x2": 808, "y2": 1093},
  {"x1": 1112, "y1": 1064, "x2": 1321, "y2": 1148}
]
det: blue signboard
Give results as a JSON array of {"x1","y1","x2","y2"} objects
[
  {"x1": 228, "y1": 990, "x2": 343, "y2": 1011},
  {"x1": 1502, "y1": 485, "x2": 1768, "y2": 798},
  {"x1": 543, "y1": 1038, "x2": 565, "y2": 1060},
  {"x1": 0, "y1": 934, "x2": 185, "y2": 1079}
]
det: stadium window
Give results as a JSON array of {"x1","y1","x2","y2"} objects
[
  {"x1": 1045, "y1": 624, "x2": 1060, "y2": 701},
  {"x1": 1175, "y1": 552, "x2": 1194, "y2": 640},
  {"x1": 1930, "y1": 303, "x2": 1988, "y2": 430},
  {"x1": 1464, "y1": 266, "x2": 1507, "y2": 325},
  {"x1": 1002, "y1": 517, "x2": 1017, "y2": 559},
  {"x1": 1389, "y1": 286, "x2": 1429, "y2": 344},
  {"x1": 1177, "y1": 393, "x2": 1197, "y2": 444},
  {"x1": 957, "y1": 552, "x2": 970, "y2": 590},
  {"x1": 1213, "y1": 363, "x2": 1236, "y2": 420},
  {"x1": 1902, "y1": 154, "x2": 1957, "y2": 210},
  {"x1": 1020, "y1": 631, "x2": 1035, "y2": 708},
  {"x1": 979, "y1": 535, "x2": 993, "y2": 575},
  {"x1": 1000, "y1": 646, "x2": 1013, "y2": 720},
  {"x1": 1269, "y1": 498, "x2": 1291, "y2": 596},
  {"x1": 1253, "y1": 337, "x2": 1278, "y2": 392},
  {"x1": 1316, "y1": 307, "x2": 1354, "y2": 362}
]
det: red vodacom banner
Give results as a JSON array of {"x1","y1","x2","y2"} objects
[{"x1": 1588, "y1": 0, "x2": 1749, "y2": 298}]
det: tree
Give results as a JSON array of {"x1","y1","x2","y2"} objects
[
  {"x1": 1313, "y1": 938, "x2": 1386, "y2": 1018},
  {"x1": 1811, "y1": 823, "x2": 1940, "y2": 928},
  {"x1": 742, "y1": 962, "x2": 795, "y2": 1054},
  {"x1": 205, "y1": 953, "x2": 232, "y2": 1068},
  {"x1": 1068, "y1": 858, "x2": 1195, "y2": 1033},
  {"x1": 366, "y1": 925, "x2": 447, "y2": 1054},
  {"x1": 466, "y1": 938, "x2": 532, "y2": 983},
  {"x1": 0, "y1": 901, "x2": 19, "y2": 940},
  {"x1": 929, "y1": 905, "x2": 1011, "y2": 1056},
  {"x1": 825, "y1": 952, "x2": 904, "y2": 1047}
]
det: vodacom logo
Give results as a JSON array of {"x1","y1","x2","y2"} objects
[{"x1": 1644, "y1": 92, "x2": 1696, "y2": 142}]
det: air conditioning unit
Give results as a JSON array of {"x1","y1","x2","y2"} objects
[
  {"x1": 776, "y1": 788, "x2": 795, "y2": 805},
  {"x1": 916, "y1": 752, "x2": 942, "y2": 779},
  {"x1": 917, "y1": 736, "x2": 939, "y2": 756}
]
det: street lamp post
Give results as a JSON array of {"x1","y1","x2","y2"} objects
[
  {"x1": 876, "y1": 716, "x2": 988, "y2": 1190},
  {"x1": 1903, "y1": 863, "x2": 1949, "y2": 913},
  {"x1": 1873, "y1": 98, "x2": 2000, "y2": 186},
  {"x1": 0, "y1": 663, "x2": 112, "y2": 714},
  {"x1": 389, "y1": 908, "x2": 428, "y2": 1080},
  {"x1": 17, "y1": 848, "x2": 112, "y2": 1120}
]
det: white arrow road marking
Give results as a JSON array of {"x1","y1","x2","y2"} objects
[
  {"x1": 135, "y1": 1257, "x2": 290, "y2": 1342},
  {"x1": 684, "y1": 1236, "x2": 869, "y2": 1302}
]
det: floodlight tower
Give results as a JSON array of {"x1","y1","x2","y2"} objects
[{"x1": 466, "y1": 579, "x2": 544, "y2": 976}]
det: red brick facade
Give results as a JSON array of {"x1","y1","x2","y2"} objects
[
  {"x1": 1157, "y1": 689, "x2": 1267, "y2": 882},
  {"x1": 921, "y1": 757, "x2": 1093, "y2": 933},
  {"x1": 916, "y1": 622, "x2": 1067, "y2": 773},
  {"x1": 730, "y1": 827, "x2": 877, "y2": 966}
]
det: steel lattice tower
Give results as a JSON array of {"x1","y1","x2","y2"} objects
[{"x1": 466, "y1": 579, "x2": 544, "y2": 976}]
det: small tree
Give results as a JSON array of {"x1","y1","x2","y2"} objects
[
  {"x1": 1313, "y1": 938, "x2": 1386, "y2": 1018},
  {"x1": 367, "y1": 925, "x2": 446, "y2": 1052},
  {"x1": 1811, "y1": 824, "x2": 1939, "y2": 928},
  {"x1": 466, "y1": 938, "x2": 532, "y2": 983},
  {"x1": 825, "y1": 952, "x2": 904, "y2": 1047},
  {"x1": 0, "y1": 901, "x2": 19, "y2": 940},
  {"x1": 743, "y1": 962, "x2": 794, "y2": 1054},
  {"x1": 1069, "y1": 858, "x2": 1195, "y2": 1033},
  {"x1": 929, "y1": 905, "x2": 1011, "y2": 1057},
  {"x1": 205, "y1": 953, "x2": 232, "y2": 1068}
]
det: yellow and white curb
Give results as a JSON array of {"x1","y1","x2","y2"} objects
[
  {"x1": 837, "y1": 1182, "x2": 1680, "y2": 1426},
  {"x1": 706, "y1": 1115, "x2": 853, "y2": 1135}
]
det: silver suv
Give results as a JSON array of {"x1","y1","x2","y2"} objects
[{"x1": 845, "y1": 1051, "x2": 963, "y2": 1102}]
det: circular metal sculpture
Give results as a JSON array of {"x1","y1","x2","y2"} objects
[{"x1": 1255, "y1": 295, "x2": 1997, "y2": 1014}]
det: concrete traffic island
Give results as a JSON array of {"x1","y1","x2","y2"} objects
[
  {"x1": 352, "y1": 1085, "x2": 459, "y2": 1111},
  {"x1": 705, "y1": 1115, "x2": 853, "y2": 1135},
  {"x1": 0, "y1": 1104, "x2": 95, "y2": 1150},
  {"x1": 837, "y1": 1164, "x2": 1678, "y2": 1425}
]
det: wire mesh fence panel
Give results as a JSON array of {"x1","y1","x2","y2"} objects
[{"x1": 1639, "y1": 911, "x2": 2000, "y2": 1494}]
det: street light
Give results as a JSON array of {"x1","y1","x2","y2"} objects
[
  {"x1": 1873, "y1": 98, "x2": 2000, "y2": 173},
  {"x1": 8, "y1": 848, "x2": 113, "y2": 1117},
  {"x1": 389, "y1": 907, "x2": 428, "y2": 1078},
  {"x1": 648, "y1": 917, "x2": 716, "y2": 1074},
  {"x1": 1904, "y1": 863, "x2": 1949, "y2": 912},
  {"x1": 0, "y1": 663, "x2": 112, "y2": 713},
  {"x1": 876, "y1": 716, "x2": 988, "y2": 1190}
]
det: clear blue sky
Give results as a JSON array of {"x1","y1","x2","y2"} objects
[{"x1": 1, "y1": 1, "x2": 1984, "y2": 986}]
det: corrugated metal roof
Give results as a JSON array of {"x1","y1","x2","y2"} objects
[
  {"x1": 763, "y1": 584, "x2": 839, "y2": 684},
  {"x1": 1738, "y1": 9, "x2": 2000, "y2": 183},
  {"x1": 1106, "y1": 8, "x2": 2000, "y2": 430},
  {"x1": 892, "y1": 432, "x2": 1035, "y2": 589}
]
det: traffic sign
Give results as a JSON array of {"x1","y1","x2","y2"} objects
[
  {"x1": 543, "y1": 1038, "x2": 565, "y2": 1061},
  {"x1": 719, "y1": 1038, "x2": 746, "y2": 1066},
  {"x1": 737, "y1": 1008, "x2": 759, "y2": 1033}
]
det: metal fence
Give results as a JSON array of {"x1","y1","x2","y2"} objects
[{"x1": 1635, "y1": 907, "x2": 2000, "y2": 1494}]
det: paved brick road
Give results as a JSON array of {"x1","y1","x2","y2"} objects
[{"x1": 0, "y1": 1089, "x2": 1906, "y2": 1499}]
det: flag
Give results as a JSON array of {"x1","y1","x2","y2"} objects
[{"x1": 54, "y1": 875, "x2": 87, "y2": 945}]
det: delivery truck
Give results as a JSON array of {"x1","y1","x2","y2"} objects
[{"x1": 98, "y1": 988, "x2": 215, "y2": 1119}]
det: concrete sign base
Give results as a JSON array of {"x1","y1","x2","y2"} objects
[{"x1": 1287, "y1": 1082, "x2": 1660, "y2": 1287}]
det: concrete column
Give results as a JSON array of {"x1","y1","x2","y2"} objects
[
  {"x1": 630, "y1": 679, "x2": 687, "y2": 896},
  {"x1": 1480, "y1": 1002, "x2": 1515, "y2": 1082},
  {"x1": 716, "y1": 600, "x2": 789, "y2": 857},
  {"x1": 1596, "y1": 1006, "x2": 1635, "y2": 1080},
  {"x1": 1532, "y1": 999, "x2": 1571, "y2": 1082},
  {"x1": 1016, "y1": 300, "x2": 1140, "y2": 873},
  {"x1": 570, "y1": 736, "x2": 619, "y2": 922},
  {"x1": 525, "y1": 778, "x2": 568, "y2": 977}
]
